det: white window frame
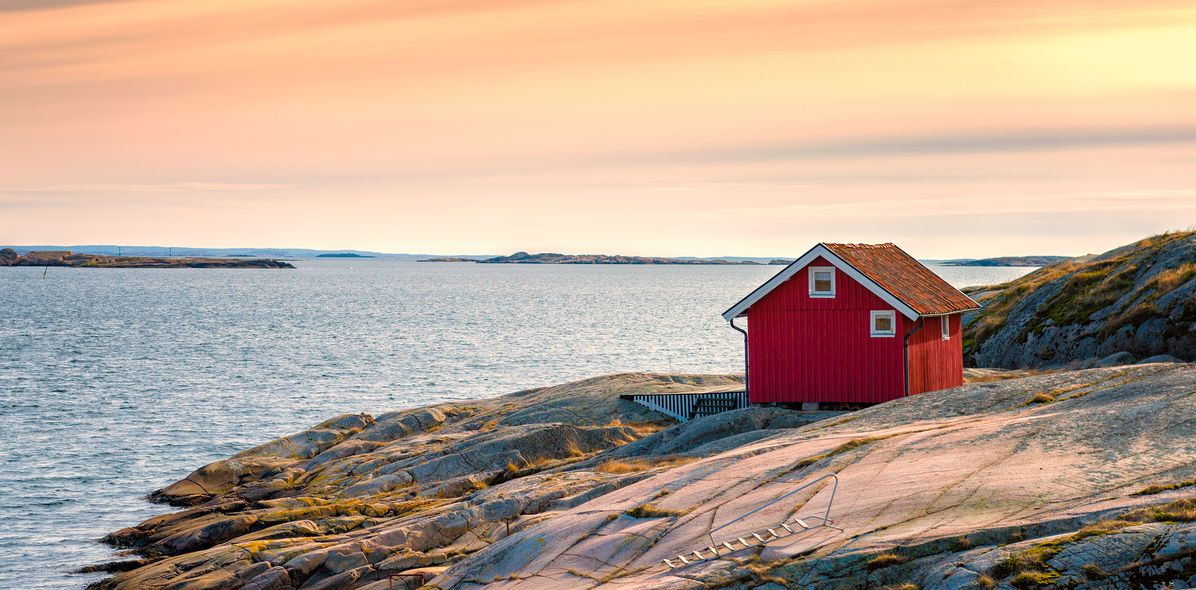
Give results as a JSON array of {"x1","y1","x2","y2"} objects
[
  {"x1": 870, "y1": 310, "x2": 896, "y2": 338},
  {"x1": 941, "y1": 315, "x2": 951, "y2": 340},
  {"x1": 808, "y1": 266, "x2": 836, "y2": 298}
]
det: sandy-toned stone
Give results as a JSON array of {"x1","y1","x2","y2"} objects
[{"x1": 90, "y1": 367, "x2": 1196, "y2": 590}]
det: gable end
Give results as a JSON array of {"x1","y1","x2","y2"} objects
[{"x1": 722, "y1": 244, "x2": 920, "y2": 321}]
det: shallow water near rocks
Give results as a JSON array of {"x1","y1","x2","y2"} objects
[{"x1": 0, "y1": 259, "x2": 1031, "y2": 588}]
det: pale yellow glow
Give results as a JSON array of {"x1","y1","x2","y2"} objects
[{"x1": 2, "y1": 0, "x2": 1195, "y2": 257}]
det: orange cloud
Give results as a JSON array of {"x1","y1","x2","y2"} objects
[{"x1": 1, "y1": 0, "x2": 1194, "y2": 256}]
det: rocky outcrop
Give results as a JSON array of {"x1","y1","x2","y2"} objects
[
  {"x1": 478, "y1": 252, "x2": 761, "y2": 265},
  {"x1": 964, "y1": 231, "x2": 1196, "y2": 368},
  {"x1": 940, "y1": 255, "x2": 1071, "y2": 267},
  {"x1": 0, "y1": 250, "x2": 294, "y2": 268},
  {"x1": 430, "y1": 363, "x2": 1195, "y2": 590},
  {"x1": 90, "y1": 373, "x2": 744, "y2": 590},
  {"x1": 89, "y1": 365, "x2": 1196, "y2": 590}
]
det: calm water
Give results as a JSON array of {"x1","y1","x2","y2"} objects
[{"x1": 0, "y1": 260, "x2": 1032, "y2": 588}]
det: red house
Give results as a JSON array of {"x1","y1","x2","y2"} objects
[{"x1": 723, "y1": 243, "x2": 980, "y2": 407}]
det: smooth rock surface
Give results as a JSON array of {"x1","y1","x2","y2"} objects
[{"x1": 89, "y1": 366, "x2": 1196, "y2": 590}]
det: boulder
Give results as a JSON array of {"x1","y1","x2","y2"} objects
[
  {"x1": 1095, "y1": 351, "x2": 1136, "y2": 367},
  {"x1": 1139, "y1": 354, "x2": 1184, "y2": 364}
]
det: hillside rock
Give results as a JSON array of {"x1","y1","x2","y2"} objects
[
  {"x1": 0, "y1": 250, "x2": 295, "y2": 268},
  {"x1": 431, "y1": 364, "x2": 1196, "y2": 590},
  {"x1": 478, "y1": 252, "x2": 761, "y2": 265},
  {"x1": 89, "y1": 374, "x2": 743, "y2": 590},
  {"x1": 964, "y1": 231, "x2": 1196, "y2": 368},
  {"x1": 87, "y1": 366, "x2": 1196, "y2": 590}
]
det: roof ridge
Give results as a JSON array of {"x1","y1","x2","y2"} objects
[
  {"x1": 823, "y1": 242, "x2": 897, "y2": 249},
  {"x1": 723, "y1": 242, "x2": 981, "y2": 321}
]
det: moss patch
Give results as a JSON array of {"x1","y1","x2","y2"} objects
[
  {"x1": 1133, "y1": 478, "x2": 1196, "y2": 496},
  {"x1": 1010, "y1": 570, "x2": 1061, "y2": 589},
  {"x1": 963, "y1": 230, "x2": 1196, "y2": 355},
  {"x1": 792, "y1": 436, "x2": 887, "y2": 470},
  {"x1": 991, "y1": 497, "x2": 1196, "y2": 584},
  {"x1": 625, "y1": 503, "x2": 686, "y2": 519}
]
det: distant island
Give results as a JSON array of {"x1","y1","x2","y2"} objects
[
  {"x1": 0, "y1": 249, "x2": 294, "y2": 269},
  {"x1": 418, "y1": 257, "x2": 482, "y2": 262},
  {"x1": 316, "y1": 252, "x2": 376, "y2": 258},
  {"x1": 939, "y1": 255, "x2": 1069, "y2": 267},
  {"x1": 476, "y1": 252, "x2": 765, "y2": 265}
]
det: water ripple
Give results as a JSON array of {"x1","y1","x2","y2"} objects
[{"x1": 0, "y1": 259, "x2": 1031, "y2": 588}]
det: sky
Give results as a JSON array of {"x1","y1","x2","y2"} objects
[{"x1": 2, "y1": 0, "x2": 1195, "y2": 258}]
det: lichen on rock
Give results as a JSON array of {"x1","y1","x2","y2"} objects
[{"x1": 90, "y1": 366, "x2": 1196, "y2": 590}]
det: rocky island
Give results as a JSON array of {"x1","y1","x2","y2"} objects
[
  {"x1": 940, "y1": 256, "x2": 1071, "y2": 267},
  {"x1": 478, "y1": 252, "x2": 763, "y2": 265},
  {"x1": 88, "y1": 362, "x2": 1195, "y2": 590},
  {"x1": 0, "y1": 249, "x2": 294, "y2": 269}
]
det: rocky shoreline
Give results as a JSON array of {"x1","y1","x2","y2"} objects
[
  {"x1": 87, "y1": 364, "x2": 1196, "y2": 590},
  {"x1": 0, "y1": 249, "x2": 294, "y2": 269},
  {"x1": 476, "y1": 252, "x2": 772, "y2": 264}
]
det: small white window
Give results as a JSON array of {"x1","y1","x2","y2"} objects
[
  {"x1": 870, "y1": 310, "x2": 896, "y2": 337},
  {"x1": 941, "y1": 315, "x2": 951, "y2": 340},
  {"x1": 808, "y1": 266, "x2": 835, "y2": 298}
]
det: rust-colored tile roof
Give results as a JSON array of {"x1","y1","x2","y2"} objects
[{"x1": 823, "y1": 242, "x2": 981, "y2": 315}]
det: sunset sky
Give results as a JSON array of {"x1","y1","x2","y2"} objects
[{"x1": 2, "y1": 0, "x2": 1195, "y2": 258}]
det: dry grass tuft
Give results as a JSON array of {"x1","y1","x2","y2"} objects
[
  {"x1": 1009, "y1": 570, "x2": 1061, "y2": 589},
  {"x1": 1025, "y1": 392, "x2": 1055, "y2": 405},
  {"x1": 991, "y1": 542, "x2": 1065, "y2": 580},
  {"x1": 1081, "y1": 563, "x2": 1108, "y2": 580},
  {"x1": 865, "y1": 552, "x2": 909, "y2": 571},
  {"x1": 1133, "y1": 478, "x2": 1196, "y2": 496},
  {"x1": 742, "y1": 560, "x2": 789, "y2": 586},
  {"x1": 596, "y1": 456, "x2": 696, "y2": 474},
  {"x1": 964, "y1": 369, "x2": 1050, "y2": 383},
  {"x1": 1120, "y1": 497, "x2": 1196, "y2": 522},
  {"x1": 625, "y1": 503, "x2": 687, "y2": 519},
  {"x1": 597, "y1": 459, "x2": 652, "y2": 474},
  {"x1": 606, "y1": 417, "x2": 667, "y2": 437},
  {"x1": 792, "y1": 436, "x2": 886, "y2": 470},
  {"x1": 1150, "y1": 261, "x2": 1196, "y2": 294}
]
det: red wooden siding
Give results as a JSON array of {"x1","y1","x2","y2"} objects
[
  {"x1": 906, "y1": 314, "x2": 965, "y2": 394},
  {"x1": 746, "y1": 257, "x2": 906, "y2": 404}
]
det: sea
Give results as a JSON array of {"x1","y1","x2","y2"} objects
[{"x1": 0, "y1": 260, "x2": 1034, "y2": 588}]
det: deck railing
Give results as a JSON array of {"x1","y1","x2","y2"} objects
[{"x1": 622, "y1": 391, "x2": 748, "y2": 422}]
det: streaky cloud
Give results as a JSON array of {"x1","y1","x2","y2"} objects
[{"x1": 651, "y1": 126, "x2": 1196, "y2": 164}]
